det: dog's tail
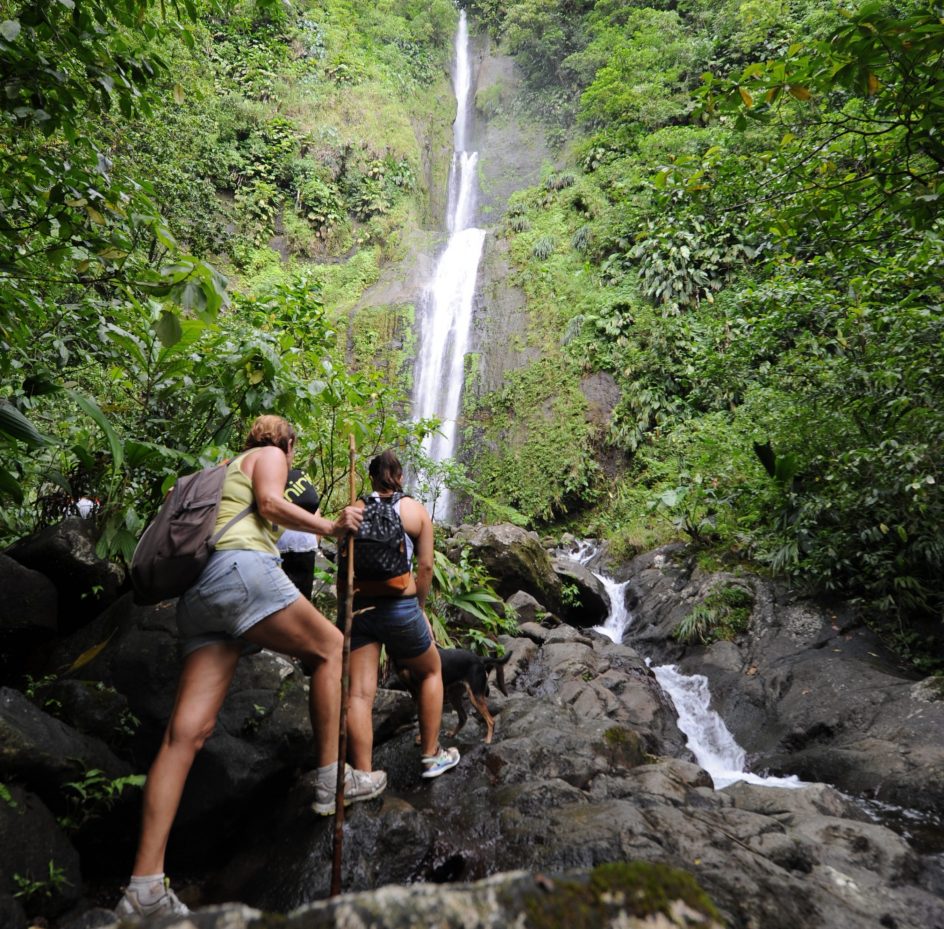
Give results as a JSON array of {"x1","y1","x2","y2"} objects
[{"x1": 483, "y1": 651, "x2": 511, "y2": 696}]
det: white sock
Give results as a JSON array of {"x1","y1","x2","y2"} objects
[
  {"x1": 316, "y1": 762, "x2": 338, "y2": 785},
  {"x1": 128, "y1": 874, "x2": 165, "y2": 904}
]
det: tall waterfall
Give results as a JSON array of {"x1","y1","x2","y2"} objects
[{"x1": 411, "y1": 11, "x2": 486, "y2": 521}]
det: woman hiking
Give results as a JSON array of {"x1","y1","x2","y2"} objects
[
  {"x1": 340, "y1": 450, "x2": 460, "y2": 781},
  {"x1": 116, "y1": 415, "x2": 385, "y2": 918}
]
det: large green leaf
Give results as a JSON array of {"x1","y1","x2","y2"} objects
[
  {"x1": 0, "y1": 401, "x2": 50, "y2": 447},
  {"x1": 67, "y1": 391, "x2": 124, "y2": 471},
  {"x1": 0, "y1": 464, "x2": 23, "y2": 503}
]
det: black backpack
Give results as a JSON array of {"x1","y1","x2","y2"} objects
[
  {"x1": 130, "y1": 461, "x2": 253, "y2": 604},
  {"x1": 341, "y1": 492, "x2": 410, "y2": 582}
]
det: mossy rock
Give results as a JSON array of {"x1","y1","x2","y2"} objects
[{"x1": 519, "y1": 861, "x2": 723, "y2": 929}]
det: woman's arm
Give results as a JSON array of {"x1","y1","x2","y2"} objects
[
  {"x1": 408, "y1": 499, "x2": 434, "y2": 611},
  {"x1": 248, "y1": 446, "x2": 361, "y2": 536}
]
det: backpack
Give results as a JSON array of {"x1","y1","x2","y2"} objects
[
  {"x1": 130, "y1": 460, "x2": 253, "y2": 605},
  {"x1": 339, "y1": 492, "x2": 411, "y2": 590}
]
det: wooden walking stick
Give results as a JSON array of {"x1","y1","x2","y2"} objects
[{"x1": 330, "y1": 433, "x2": 357, "y2": 897}]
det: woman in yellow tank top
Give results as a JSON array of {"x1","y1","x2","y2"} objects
[{"x1": 116, "y1": 415, "x2": 385, "y2": 918}]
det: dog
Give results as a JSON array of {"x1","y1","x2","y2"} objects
[{"x1": 396, "y1": 647, "x2": 510, "y2": 744}]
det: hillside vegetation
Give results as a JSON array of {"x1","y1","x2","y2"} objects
[
  {"x1": 0, "y1": 0, "x2": 455, "y2": 555},
  {"x1": 461, "y1": 0, "x2": 944, "y2": 662}
]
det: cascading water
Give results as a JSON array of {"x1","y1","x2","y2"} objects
[
  {"x1": 567, "y1": 542, "x2": 803, "y2": 790},
  {"x1": 411, "y1": 11, "x2": 486, "y2": 521}
]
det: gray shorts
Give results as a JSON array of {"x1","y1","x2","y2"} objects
[{"x1": 177, "y1": 549, "x2": 300, "y2": 656}]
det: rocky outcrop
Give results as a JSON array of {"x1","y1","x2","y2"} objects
[
  {"x1": 624, "y1": 545, "x2": 944, "y2": 818},
  {"x1": 2, "y1": 526, "x2": 943, "y2": 929},
  {"x1": 448, "y1": 523, "x2": 563, "y2": 615}
]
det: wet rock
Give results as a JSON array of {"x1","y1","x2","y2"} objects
[
  {"x1": 623, "y1": 547, "x2": 944, "y2": 818},
  {"x1": 505, "y1": 589, "x2": 545, "y2": 624}
]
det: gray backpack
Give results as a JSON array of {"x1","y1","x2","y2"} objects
[{"x1": 130, "y1": 461, "x2": 252, "y2": 604}]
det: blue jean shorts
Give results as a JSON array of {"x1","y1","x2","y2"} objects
[
  {"x1": 343, "y1": 595, "x2": 432, "y2": 660},
  {"x1": 177, "y1": 549, "x2": 300, "y2": 656}
]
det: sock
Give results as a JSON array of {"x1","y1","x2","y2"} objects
[
  {"x1": 316, "y1": 762, "x2": 338, "y2": 786},
  {"x1": 128, "y1": 874, "x2": 165, "y2": 905}
]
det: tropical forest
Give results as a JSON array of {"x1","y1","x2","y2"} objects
[{"x1": 1, "y1": 1, "x2": 943, "y2": 928}]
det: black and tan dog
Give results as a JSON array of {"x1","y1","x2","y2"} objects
[{"x1": 397, "y1": 647, "x2": 510, "y2": 744}]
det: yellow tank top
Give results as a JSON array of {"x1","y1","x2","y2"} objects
[{"x1": 213, "y1": 451, "x2": 283, "y2": 554}]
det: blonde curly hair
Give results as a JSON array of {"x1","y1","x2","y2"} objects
[{"x1": 243, "y1": 415, "x2": 297, "y2": 454}]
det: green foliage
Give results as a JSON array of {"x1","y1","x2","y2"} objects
[
  {"x1": 13, "y1": 860, "x2": 71, "y2": 903},
  {"x1": 675, "y1": 583, "x2": 755, "y2": 645},
  {"x1": 428, "y1": 549, "x2": 517, "y2": 655},
  {"x1": 0, "y1": 782, "x2": 17, "y2": 808},
  {"x1": 58, "y1": 769, "x2": 146, "y2": 833}
]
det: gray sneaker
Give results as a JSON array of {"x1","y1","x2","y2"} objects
[
  {"x1": 313, "y1": 765, "x2": 387, "y2": 815},
  {"x1": 115, "y1": 882, "x2": 190, "y2": 919},
  {"x1": 421, "y1": 745, "x2": 460, "y2": 779}
]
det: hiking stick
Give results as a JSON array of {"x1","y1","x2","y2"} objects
[{"x1": 330, "y1": 433, "x2": 357, "y2": 897}]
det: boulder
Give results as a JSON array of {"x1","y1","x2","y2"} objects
[
  {"x1": 552, "y1": 554, "x2": 610, "y2": 627},
  {"x1": 504, "y1": 590, "x2": 546, "y2": 624},
  {"x1": 5, "y1": 519, "x2": 125, "y2": 633},
  {"x1": 447, "y1": 524, "x2": 563, "y2": 615},
  {"x1": 0, "y1": 687, "x2": 132, "y2": 804},
  {"x1": 0, "y1": 784, "x2": 82, "y2": 921},
  {"x1": 0, "y1": 553, "x2": 58, "y2": 685}
]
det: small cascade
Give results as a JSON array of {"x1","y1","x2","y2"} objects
[
  {"x1": 411, "y1": 11, "x2": 486, "y2": 521},
  {"x1": 564, "y1": 540, "x2": 803, "y2": 790}
]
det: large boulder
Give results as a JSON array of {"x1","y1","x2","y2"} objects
[
  {"x1": 0, "y1": 553, "x2": 58, "y2": 685},
  {"x1": 5, "y1": 519, "x2": 125, "y2": 633},
  {"x1": 0, "y1": 687, "x2": 132, "y2": 805},
  {"x1": 447, "y1": 524, "x2": 563, "y2": 615}
]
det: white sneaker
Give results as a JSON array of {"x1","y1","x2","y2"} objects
[
  {"x1": 115, "y1": 882, "x2": 190, "y2": 919},
  {"x1": 421, "y1": 745, "x2": 460, "y2": 779},
  {"x1": 313, "y1": 765, "x2": 387, "y2": 815}
]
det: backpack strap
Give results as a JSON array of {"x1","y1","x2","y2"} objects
[
  {"x1": 208, "y1": 502, "x2": 255, "y2": 548},
  {"x1": 209, "y1": 452, "x2": 257, "y2": 547}
]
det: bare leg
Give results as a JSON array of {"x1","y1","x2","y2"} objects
[
  {"x1": 241, "y1": 595, "x2": 343, "y2": 766},
  {"x1": 347, "y1": 642, "x2": 381, "y2": 771},
  {"x1": 397, "y1": 644, "x2": 443, "y2": 757},
  {"x1": 132, "y1": 642, "x2": 242, "y2": 876}
]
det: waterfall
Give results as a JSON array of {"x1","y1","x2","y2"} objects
[
  {"x1": 411, "y1": 11, "x2": 486, "y2": 521},
  {"x1": 566, "y1": 542, "x2": 804, "y2": 790}
]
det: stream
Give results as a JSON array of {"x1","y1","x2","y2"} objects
[{"x1": 564, "y1": 541, "x2": 944, "y2": 859}]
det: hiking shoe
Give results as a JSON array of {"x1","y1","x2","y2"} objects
[
  {"x1": 115, "y1": 882, "x2": 190, "y2": 919},
  {"x1": 313, "y1": 765, "x2": 387, "y2": 815},
  {"x1": 421, "y1": 745, "x2": 460, "y2": 779}
]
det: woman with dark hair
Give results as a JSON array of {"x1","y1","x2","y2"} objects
[
  {"x1": 116, "y1": 415, "x2": 384, "y2": 918},
  {"x1": 341, "y1": 450, "x2": 460, "y2": 781}
]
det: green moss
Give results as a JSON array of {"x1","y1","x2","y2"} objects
[
  {"x1": 349, "y1": 302, "x2": 415, "y2": 392},
  {"x1": 522, "y1": 860, "x2": 721, "y2": 929}
]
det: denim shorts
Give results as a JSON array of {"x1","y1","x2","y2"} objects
[
  {"x1": 342, "y1": 595, "x2": 432, "y2": 660},
  {"x1": 177, "y1": 549, "x2": 300, "y2": 656}
]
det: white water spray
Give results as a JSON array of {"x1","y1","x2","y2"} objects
[
  {"x1": 412, "y1": 11, "x2": 486, "y2": 520},
  {"x1": 566, "y1": 542, "x2": 804, "y2": 790}
]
